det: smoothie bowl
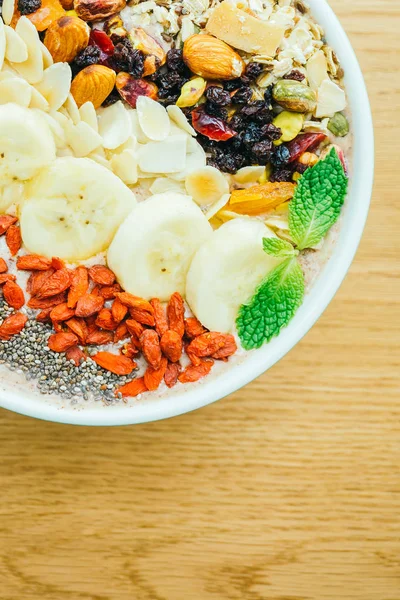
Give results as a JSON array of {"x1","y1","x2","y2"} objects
[{"x1": 0, "y1": 0, "x2": 373, "y2": 425}]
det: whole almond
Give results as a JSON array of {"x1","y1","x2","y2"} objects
[
  {"x1": 44, "y1": 15, "x2": 90, "y2": 63},
  {"x1": 74, "y1": 0, "x2": 126, "y2": 22},
  {"x1": 71, "y1": 64, "x2": 116, "y2": 108},
  {"x1": 183, "y1": 34, "x2": 245, "y2": 80}
]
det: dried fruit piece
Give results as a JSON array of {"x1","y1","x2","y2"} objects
[
  {"x1": 71, "y1": 64, "x2": 116, "y2": 108},
  {"x1": 44, "y1": 15, "x2": 90, "y2": 63},
  {"x1": 48, "y1": 331, "x2": 78, "y2": 352},
  {"x1": 111, "y1": 297, "x2": 127, "y2": 323},
  {"x1": 27, "y1": 292, "x2": 67, "y2": 309},
  {"x1": 229, "y1": 182, "x2": 295, "y2": 215},
  {"x1": 184, "y1": 317, "x2": 207, "y2": 339},
  {"x1": 27, "y1": 0, "x2": 65, "y2": 31},
  {"x1": 74, "y1": 0, "x2": 126, "y2": 22},
  {"x1": 211, "y1": 334, "x2": 237, "y2": 359},
  {"x1": 36, "y1": 308, "x2": 52, "y2": 323},
  {"x1": 0, "y1": 215, "x2": 18, "y2": 236},
  {"x1": 51, "y1": 257, "x2": 65, "y2": 270},
  {"x1": 17, "y1": 254, "x2": 52, "y2": 271},
  {"x1": 187, "y1": 332, "x2": 228, "y2": 357},
  {"x1": 286, "y1": 132, "x2": 327, "y2": 163},
  {"x1": 50, "y1": 302, "x2": 75, "y2": 322},
  {"x1": 86, "y1": 328, "x2": 113, "y2": 345},
  {"x1": 178, "y1": 359, "x2": 214, "y2": 383},
  {"x1": 130, "y1": 27, "x2": 166, "y2": 77},
  {"x1": 67, "y1": 265, "x2": 89, "y2": 308},
  {"x1": 93, "y1": 351, "x2": 136, "y2": 375},
  {"x1": 120, "y1": 342, "x2": 138, "y2": 358},
  {"x1": 0, "y1": 312, "x2": 28, "y2": 340},
  {"x1": 65, "y1": 345, "x2": 85, "y2": 366},
  {"x1": 75, "y1": 293, "x2": 104, "y2": 317},
  {"x1": 89, "y1": 264, "x2": 115, "y2": 285},
  {"x1": 98, "y1": 283, "x2": 121, "y2": 300},
  {"x1": 129, "y1": 308, "x2": 155, "y2": 326},
  {"x1": 3, "y1": 281, "x2": 25, "y2": 309},
  {"x1": 167, "y1": 292, "x2": 185, "y2": 338},
  {"x1": 0, "y1": 274, "x2": 17, "y2": 285},
  {"x1": 150, "y1": 298, "x2": 168, "y2": 337},
  {"x1": 5, "y1": 225, "x2": 22, "y2": 256},
  {"x1": 114, "y1": 321, "x2": 128, "y2": 342},
  {"x1": 125, "y1": 318, "x2": 144, "y2": 339},
  {"x1": 0, "y1": 258, "x2": 8, "y2": 274},
  {"x1": 191, "y1": 108, "x2": 236, "y2": 142},
  {"x1": 95, "y1": 308, "x2": 118, "y2": 330},
  {"x1": 116, "y1": 376, "x2": 147, "y2": 398},
  {"x1": 36, "y1": 268, "x2": 71, "y2": 298},
  {"x1": 28, "y1": 269, "x2": 54, "y2": 296},
  {"x1": 164, "y1": 361, "x2": 181, "y2": 388},
  {"x1": 144, "y1": 356, "x2": 167, "y2": 391},
  {"x1": 116, "y1": 73, "x2": 158, "y2": 109},
  {"x1": 160, "y1": 330, "x2": 182, "y2": 363},
  {"x1": 65, "y1": 317, "x2": 87, "y2": 342},
  {"x1": 116, "y1": 292, "x2": 153, "y2": 313},
  {"x1": 183, "y1": 34, "x2": 244, "y2": 80},
  {"x1": 140, "y1": 329, "x2": 162, "y2": 369}
]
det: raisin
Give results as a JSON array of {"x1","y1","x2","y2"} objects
[
  {"x1": 223, "y1": 78, "x2": 243, "y2": 92},
  {"x1": 232, "y1": 86, "x2": 252, "y2": 104},
  {"x1": 74, "y1": 45, "x2": 101, "y2": 69},
  {"x1": 270, "y1": 167, "x2": 294, "y2": 182},
  {"x1": 293, "y1": 162, "x2": 309, "y2": 174},
  {"x1": 283, "y1": 69, "x2": 305, "y2": 82},
  {"x1": 157, "y1": 71, "x2": 183, "y2": 91},
  {"x1": 214, "y1": 148, "x2": 245, "y2": 173},
  {"x1": 205, "y1": 86, "x2": 231, "y2": 106},
  {"x1": 260, "y1": 123, "x2": 282, "y2": 141},
  {"x1": 271, "y1": 144, "x2": 291, "y2": 166},
  {"x1": 18, "y1": 0, "x2": 40, "y2": 14},
  {"x1": 102, "y1": 88, "x2": 120, "y2": 107},
  {"x1": 243, "y1": 122, "x2": 263, "y2": 146},
  {"x1": 240, "y1": 101, "x2": 265, "y2": 118},
  {"x1": 252, "y1": 139, "x2": 273, "y2": 163},
  {"x1": 166, "y1": 49, "x2": 186, "y2": 73},
  {"x1": 111, "y1": 39, "x2": 144, "y2": 77},
  {"x1": 204, "y1": 102, "x2": 228, "y2": 120},
  {"x1": 228, "y1": 115, "x2": 246, "y2": 131},
  {"x1": 264, "y1": 85, "x2": 273, "y2": 107},
  {"x1": 245, "y1": 62, "x2": 263, "y2": 80}
]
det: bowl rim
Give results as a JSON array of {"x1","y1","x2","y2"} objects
[{"x1": 0, "y1": 0, "x2": 374, "y2": 426}]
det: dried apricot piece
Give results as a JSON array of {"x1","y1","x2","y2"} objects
[
  {"x1": 67, "y1": 266, "x2": 89, "y2": 308},
  {"x1": 111, "y1": 297, "x2": 128, "y2": 323},
  {"x1": 95, "y1": 308, "x2": 118, "y2": 330},
  {"x1": 27, "y1": 269, "x2": 54, "y2": 296},
  {"x1": 116, "y1": 376, "x2": 148, "y2": 398},
  {"x1": 65, "y1": 317, "x2": 88, "y2": 343},
  {"x1": 140, "y1": 329, "x2": 162, "y2": 369},
  {"x1": 27, "y1": 292, "x2": 67, "y2": 309},
  {"x1": 129, "y1": 308, "x2": 155, "y2": 327},
  {"x1": 36, "y1": 268, "x2": 71, "y2": 298},
  {"x1": 150, "y1": 298, "x2": 168, "y2": 336},
  {"x1": 48, "y1": 332, "x2": 78, "y2": 352},
  {"x1": 0, "y1": 274, "x2": 17, "y2": 285},
  {"x1": 65, "y1": 345, "x2": 85, "y2": 366},
  {"x1": 3, "y1": 281, "x2": 25, "y2": 310},
  {"x1": 27, "y1": 0, "x2": 65, "y2": 32},
  {"x1": 187, "y1": 332, "x2": 231, "y2": 357},
  {"x1": 86, "y1": 329, "x2": 113, "y2": 345},
  {"x1": 75, "y1": 293, "x2": 104, "y2": 317},
  {"x1": 0, "y1": 215, "x2": 18, "y2": 235},
  {"x1": 178, "y1": 359, "x2": 214, "y2": 383},
  {"x1": 89, "y1": 264, "x2": 116, "y2": 285},
  {"x1": 144, "y1": 356, "x2": 167, "y2": 391},
  {"x1": 160, "y1": 330, "x2": 182, "y2": 363},
  {"x1": 17, "y1": 254, "x2": 52, "y2": 271},
  {"x1": 93, "y1": 352, "x2": 136, "y2": 375},
  {"x1": 50, "y1": 303, "x2": 75, "y2": 322},
  {"x1": 0, "y1": 258, "x2": 7, "y2": 274},
  {"x1": 0, "y1": 312, "x2": 28, "y2": 340},
  {"x1": 5, "y1": 225, "x2": 22, "y2": 256},
  {"x1": 184, "y1": 317, "x2": 207, "y2": 339},
  {"x1": 167, "y1": 292, "x2": 185, "y2": 337},
  {"x1": 164, "y1": 361, "x2": 181, "y2": 388},
  {"x1": 228, "y1": 182, "x2": 295, "y2": 215},
  {"x1": 115, "y1": 292, "x2": 153, "y2": 313}
]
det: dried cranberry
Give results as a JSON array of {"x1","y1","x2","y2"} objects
[
  {"x1": 204, "y1": 102, "x2": 228, "y2": 121},
  {"x1": 232, "y1": 86, "x2": 253, "y2": 104},
  {"x1": 191, "y1": 109, "x2": 237, "y2": 142},
  {"x1": 90, "y1": 29, "x2": 115, "y2": 56},
  {"x1": 271, "y1": 145, "x2": 290, "y2": 166},
  {"x1": 18, "y1": 0, "x2": 40, "y2": 14},
  {"x1": 74, "y1": 45, "x2": 101, "y2": 69},
  {"x1": 260, "y1": 123, "x2": 282, "y2": 141},
  {"x1": 283, "y1": 70, "x2": 305, "y2": 82},
  {"x1": 286, "y1": 132, "x2": 327, "y2": 162},
  {"x1": 245, "y1": 62, "x2": 263, "y2": 80},
  {"x1": 205, "y1": 86, "x2": 231, "y2": 106},
  {"x1": 111, "y1": 39, "x2": 144, "y2": 77}
]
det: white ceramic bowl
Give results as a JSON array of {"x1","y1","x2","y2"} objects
[{"x1": 0, "y1": 0, "x2": 374, "y2": 425}]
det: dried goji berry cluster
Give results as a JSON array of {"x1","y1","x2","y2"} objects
[{"x1": 0, "y1": 216, "x2": 237, "y2": 398}]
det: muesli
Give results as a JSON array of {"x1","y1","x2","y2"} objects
[{"x1": 0, "y1": 0, "x2": 349, "y2": 404}]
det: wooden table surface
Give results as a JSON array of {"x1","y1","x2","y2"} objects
[{"x1": 1, "y1": 1, "x2": 399, "y2": 598}]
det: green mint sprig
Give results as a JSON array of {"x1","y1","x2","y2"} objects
[{"x1": 236, "y1": 148, "x2": 347, "y2": 350}]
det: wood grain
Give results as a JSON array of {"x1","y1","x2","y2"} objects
[{"x1": 0, "y1": 1, "x2": 399, "y2": 598}]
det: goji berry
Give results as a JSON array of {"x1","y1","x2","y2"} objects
[
  {"x1": 115, "y1": 292, "x2": 153, "y2": 313},
  {"x1": 98, "y1": 284, "x2": 121, "y2": 300},
  {"x1": 120, "y1": 342, "x2": 138, "y2": 359},
  {"x1": 36, "y1": 308, "x2": 52, "y2": 323},
  {"x1": 65, "y1": 317, "x2": 88, "y2": 343},
  {"x1": 150, "y1": 298, "x2": 168, "y2": 336},
  {"x1": 27, "y1": 269, "x2": 54, "y2": 296},
  {"x1": 5, "y1": 225, "x2": 22, "y2": 256},
  {"x1": 36, "y1": 268, "x2": 71, "y2": 298},
  {"x1": 113, "y1": 322, "x2": 128, "y2": 343},
  {"x1": 93, "y1": 351, "x2": 136, "y2": 375},
  {"x1": 75, "y1": 294, "x2": 104, "y2": 317},
  {"x1": 129, "y1": 307, "x2": 155, "y2": 326},
  {"x1": 164, "y1": 361, "x2": 181, "y2": 388},
  {"x1": 0, "y1": 215, "x2": 17, "y2": 236},
  {"x1": 17, "y1": 254, "x2": 52, "y2": 271},
  {"x1": 89, "y1": 264, "x2": 116, "y2": 285},
  {"x1": 184, "y1": 317, "x2": 207, "y2": 339},
  {"x1": 50, "y1": 303, "x2": 75, "y2": 322},
  {"x1": 65, "y1": 345, "x2": 85, "y2": 366},
  {"x1": 140, "y1": 329, "x2": 162, "y2": 369},
  {"x1": 211, "y1": 334, "x2": 237, "y2": 359},
  {"x1": 0, "y1": 312, "x2": 27, "y2": 340},
  {"x1": 3, "y1": 281, "x2": 25, "y2": 310},
  {"x1": 178, "y1": 359, "x2": 214, "y2": 383},
  {"x1": 116, "y1": 376, "x2": 148, "y2": 398},
  {"x1": 0, "y1": 274, "x2": 16, "y2": 285},
  {"x1": 27, "y1": 292, "x2": 67, "y2": 309},
  {"x1": 125, "y1": 319, "x2": 144, "y2": 339},
  {"x1": 67, "y1": 266, "x2": 89, "y2": 308},
  {"x1": 167, "y1": 292, "x2": 185, "y2": 337},
  {"x1": 95, "y1": 308, "x2": 118, "y2": 330},
  {"x1": 86, "y1": 329, "x2": 114, "y2": 345},
  {"x1": 51, "y1": 257, "x2": 65, "y2": 270},
  {"x1": 160, "y1": 329, "x2": 182, "y2": 363},
  {"x1": 48, "y1": 332, "x2": 78, "y2": 352},
  {"x1": 111, "y1": 297, "x2": 128, "y2": 323},
  {"x1": 0, "y1": 258, "x2": 7, "y2": 274},
  {"x1": 186, "y1": 332, "x2": 229, "y2": 357},
  {"x1": 144, "y1": 356, "x2": 167, "y2": 391}
]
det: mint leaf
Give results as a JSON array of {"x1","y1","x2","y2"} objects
[
  {"x1": 288, "y1": 147, "x2": 348, "y2": 250},
  {"x1": 236, "y1": 257, "x2": 305, "y2": 350},
  {"x1": 263, "y1": 237, "x2": 297, "y2": 258}
]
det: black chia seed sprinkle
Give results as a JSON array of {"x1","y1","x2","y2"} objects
[{"x1": 0, "y1": 298, "x2": 137, "y2": 405}]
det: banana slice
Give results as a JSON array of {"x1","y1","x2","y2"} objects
[
  {"x1": 0, "y1": 103, "x2": 56, "y2": 212},
  {"x1": 185, "y1": 165, "x2": 229, "y2": 206},
  {"x1": 20, "y1": 157, "x2": 137, "y2": 260},
  {"x1": 186, "y1": 218, "x2": 283, "y2": 332},
  {"x1": 107, "y1": 192, "x2": 213, "y2": 300}
]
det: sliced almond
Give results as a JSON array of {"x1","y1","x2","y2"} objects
[
  {"x1": 4, "y1": 23, "x2": 27, "y2": 63},
  {"x1": 167, "y1": 104, "x2": 196, "y2": 137},
  {"x1": 150, "y1": 177, "x2": 186, "y2": 195},
  {"x1": 41, "y1": 42, "x2": 54, "y2": 68},
  {"x1": 97, "y1": 100, "x2": 132, "y2": 149},
  {"x1": 11, "y1": 17, "x2": 44, "y2": 84},
  {"x1": 233, "y1": 166, "x2": 266, "y2": 184},
  {"x1": 110, "y1": 149, "x2": 138, "y2": 185},
  {"x1": 38, "y1": 110, "x2": 67, "y2": 148},
  {"x1": 138, "y1": 135, "x2": 187, "y2": 174},
  {"x1": 64, "y1": 92, "x2": 81, "y2": 123},
  {"x1": 136, "y1": 95, "x2": 170, "y2": 142},
  {"x1": 315, "y1": 79, "x2": 346, "y2": 118},
  {"x1": 306, "y1": 50, "x2": 328, "y2": 91},
  {"x1": 65, "y1": 120, "x2": 102, "y2": 157},
  {"x1": 204, "y1": 193, "x2": 230, "y2": 220},
  {"x1": 29, "y1": 86, "x2": 49, "y2": 111},
  {"x1": 70, "y1": 64, "x2": 116, "y2": 108},
  {"x1": 2, "y1": 0, "x2": 15, "y2": 26},
  {"x1": 169, "y1": 138, "x2": 206, "y2": 181},
  {"x1": 35, "y1": 63, "x2": 72, "y2": 111},
  {"x1": 44, "y1": 15, "x2": 90, "y2": 63},
  {"x1": 79, "y1": 100, "x2": 98, "y2": 132},
  {"x1": 0, "y1": 76, "x2": 32, "y2": 107},
  {"x1": 129, "y1": 109, "x2": 151, "y2": 144}
]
